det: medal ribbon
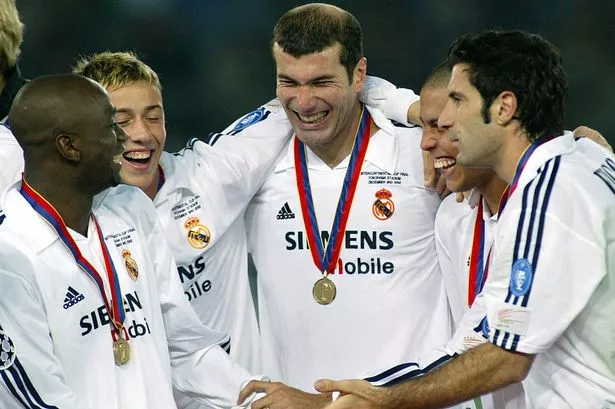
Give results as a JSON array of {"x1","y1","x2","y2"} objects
[
  {"x1": 497, "y1": 136, "x2": 553, "y2": 217},
  {"x1": 467, "y1": 198, "x2": 486, "y2": 306},
  {"x1": 295, "y1": 106, "x2": 371, "y2": 274},
  {"x1": 20, "y1": 179, "x2": 127, "y2": 333}
]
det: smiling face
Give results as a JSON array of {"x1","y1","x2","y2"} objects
[
  {"x1": 77, "y1": 82, "x2": 128, "y2": 194},
  {"x1": 438, "y1": 64, "x2": 503, "y2": 170},
  {"x1": 273, "y1": 42, "x2": 365, "y2": 157},
  {"x1": 420, "y1": 83, "x2": 493, "y2": 193},
  {"x1": 107, "y1": 80, "x2": 166, "y2": 196}
]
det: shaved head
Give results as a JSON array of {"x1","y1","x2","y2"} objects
[
  {"x1": 9, "y1": 74, "x2": 110, "y2": 153},
  {"x1": 8, "y1": 74, "x2": 125, "y2": 195},
  {"x1": 421, "y1": 60, "x2": 451, "y2": 92}
]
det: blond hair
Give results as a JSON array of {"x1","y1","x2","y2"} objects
[
  {"x1": 0, "y1": 0, "x2": 24, "y2": 73},
  {"x1": 72, "y1": 51, "x2": 161, "y2": 92}
]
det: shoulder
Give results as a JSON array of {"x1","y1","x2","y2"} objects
[
  {"x1": 435, "y1": 195, "x2": 474, "y2": 238},
  {"x1": 178, "y1": 98, "x2": 291, "y2": 150},
  {"x1": 0, "y1": 230, "x2": 39, "y2": 282},
  {"x1": 0, "y1": 123, "x2": 19, "y2": 144},
  {"x1": 94, "y1": 185, "x2": 158, "y2": 232}
]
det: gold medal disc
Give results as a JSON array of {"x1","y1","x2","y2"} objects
[
  {"x1": 113, "y1": 336, "x2": 131, "y2": 366},
  {"x1": 312, "y1": 277, "x2": 336, "y2": 305}
]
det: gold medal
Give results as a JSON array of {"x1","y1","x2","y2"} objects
[
  {"x1": 312, "y1": 276, "x2": 336, "y2": 305},
  {"x1": 113, "y1": 335, "x2": 131, "y2": 366}
]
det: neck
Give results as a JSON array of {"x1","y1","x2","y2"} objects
[
  {"x1": 493, "y1": 132, "x2": 532, "y2": 185},
  {"x1": 142, "y1": 166, "x2": 161, "y2": 200},
  {"x1": 476, "y1": 175, "x2": 508, "y2": 215},
  {"x1": 24, "y1": 171, "x2": 94, "y2": 236},
  {"x1": 0, "y1": 75, "x2": 6, "y2": 96},
  {"x1": 309, "y1": 100, "x2": 364, "y2": 168}
]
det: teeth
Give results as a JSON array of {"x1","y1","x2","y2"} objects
[
  {"x1": 434, "y1": 158, "x2": 456, "y2": 169},
  {"x1": 124, "y1": 151, "x2": 151, "y2": 160},
  {"x1": 298, "y1": 112, "x2": 327, "y2": 123}
]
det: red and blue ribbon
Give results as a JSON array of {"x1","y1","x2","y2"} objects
[
  {"x1": 294, "y1": 106, "x2": 371, "y2": 274},
  {"x1": 20, "y1": 179, "x2": 126, "y2": 333}
]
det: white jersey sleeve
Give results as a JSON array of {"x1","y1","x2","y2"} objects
[
  {"x1": 140, "y1": 199, "x2": 260, "y2": 408},
  {"x1": 487, "y1": 157, "x2": 607, "y2": 354},
  {"x1": 0, "y1": 124, "x2": 23, "y2": 196},
  {"x1": 0, "y1": 233, "x2": 88, "y2": 409},
  {"x1": 173, "y1": 99, "x2": 292, "y2": 234}
]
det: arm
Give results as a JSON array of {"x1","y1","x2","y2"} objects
[
  {"x1": 0, "y1": 126, "x2": 24, "y2": 194},
  {"x1": 358, "y1": 76, "x2": 420, "y2": 125},
  {"x1": 146, "y1": 209, "x2": 262, "y2": 409},
  {"x1": 316, "y1": 343, "x2": 533, "y2": 409},
  {"x1": 0, "y1": 239, "x2": 87, "y2": 409}
]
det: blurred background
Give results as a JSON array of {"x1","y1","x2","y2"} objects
[{"x1": 17, "y1": 0, "x2": 614, "y2": 150}]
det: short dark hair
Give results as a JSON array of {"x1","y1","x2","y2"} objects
[
  {"x1": 422, "y1": 60, "x2": 451, "y2": 91},
  {"x1": 272, "y1": 4, "x2": 363, "y2": 81},
  {"x1": 447, "y1": 30, "x2": 567, "y2": 142}
]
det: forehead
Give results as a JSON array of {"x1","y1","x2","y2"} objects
[
  {"x1": 449, "y1": 63, "x2": 474, "y2": 91},
  {"x1": 420, "y1": 86, "x2": 448, "y2": 120},
  {"x1": 273, "y1": 42, "x2": 344, "y2": 77},
  {"x1": 107, "y1": 81, "x2": 163, "y2": 109}
]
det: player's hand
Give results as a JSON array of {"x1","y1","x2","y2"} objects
[
  {"x1": 423, "y1": 151, "x2": 451, "y2": 199},
  {"x1": 358, "y1": 76, "x2": 420, "y2": 125},
  {"x1": 315, "y1": 379, "x2": 390, "y2": 409},
  {"x1": 573, "y1": 125, "x2": 613, "y2": 152},
  {"x1": 238, "y1": 379, "x2": 331, "y2": 409}
]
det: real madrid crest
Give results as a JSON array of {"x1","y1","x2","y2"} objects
[
  {"x1": 121, "y1": 249, "x2": 139, "y2": 281},
  {"x1": 184, "y1": 217, "x2": 211, "y2": 249},
  {"x1": 372, "y1": 188, "x2": 395, "y2": 220}
]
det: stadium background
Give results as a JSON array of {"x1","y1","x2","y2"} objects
[{"x1": 18, "y1": 0, "x2": 614, "y2": 149}]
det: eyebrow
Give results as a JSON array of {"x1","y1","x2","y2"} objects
[
  {"x1": 277, "y1": 74, "x2": 336, "y2": 83},
  {"x1": 419, "y1": 115, "x2": 439, "y2": 127},
  {"x1": 448, "y1": 91, "x2": 465, "y2": 100},
  {"x1": 115, "y1": 104, "x2": 163, "y2": 114}
]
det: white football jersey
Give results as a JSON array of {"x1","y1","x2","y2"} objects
[
  {"x1": 0, "y1": 183, "x2": 258, "y2": 409},
  {"x1": 155, "y1": 99, "x2": 292, "y2": 379},
  {"x1": 0, "y1": 124, "x2": 23, "y2": 198},
  {"x1": 486, "y1": 133, "x2": 615, "y2": 408},
  {"x1": 435, "y1": 191, "x2": 497, "y2": 327},
  {"x1": 245, "y1": 106, "x2": 451, "y2": 391}
]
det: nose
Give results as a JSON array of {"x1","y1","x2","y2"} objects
[
  {"x1": 438, "y1": 99, "x2": 454, "y2": 131},
  {"x1": 420, "y1": 127, "x2": 438, "y2": 152},
  {"x1": 126, "y1": 116, "x2": 153, "y2": 143},
  {"x1": 295, "y1": 85, "x2": 316, "y2": 112}
]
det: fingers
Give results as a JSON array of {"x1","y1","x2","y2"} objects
[
  {"x1": 423, "y1": 151, "x2": 437, "y2": 188},
  {"x1": 314, "y1": 379, "x2": 363, "y2": 395},
  {"x1": 436, "y1": 174, "x2": 450, "y2": 199},
  {"x1": 237, "y1": 380, "x2": 275, "y2": 404},
  {"x1": 573, "y1": 125, "x2": 613, "y2": 152},
  {"x1": 456, "y1": 192, "x2": 465, "y2": 203}
]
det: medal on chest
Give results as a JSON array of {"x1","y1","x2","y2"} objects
[
  {"x1": 294, "y1": 107, "x2": 371, "y2": 305},
  {"x1": 21, "y1": 179, "x2": 132, "y2": 366}
]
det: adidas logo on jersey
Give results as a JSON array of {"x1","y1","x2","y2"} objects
[
  {"x1": 276, "y1": 202, "x2": 295, "y2": 220},
  {"x1": 63, "y1": 286, "x2": 85, "y2": 310}
]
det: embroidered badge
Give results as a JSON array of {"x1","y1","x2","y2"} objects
[
  {"x1": 184, "y1": 217, "x2": 211, "y2": 249},
  {"x1": 0, "y1": 330, "x2": 16, "y2": 371},
  {"x1": 122, "y1": 249, "x2": 139, "y2": 281},
  {"x1": 510, "y1": 258, "x2": 533, "y2": 297},
  {"x1": 372, "y1": 188, "x2": 395, "y2": 220},
  {"x1": 230, "y1": 108, "x2": 266, "y2": 133}
]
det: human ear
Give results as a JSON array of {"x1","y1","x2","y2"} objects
[
  {"x1": 352, "y1": 57, "x2": 368, "y2": 92},
  {"x1": 56, "y1": 134, "x2": 80, "y2": 162},
  {"x1": 493, "y1": 91, "x2": 518, "y2": 125}
]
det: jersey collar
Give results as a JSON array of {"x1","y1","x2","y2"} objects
[
  {"x1": 510, "y1": 131, "x2": 574, "y2": 195},
  {"x1": 273, "y1": 106, "x2": 398, "y2": 174}
]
